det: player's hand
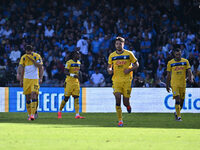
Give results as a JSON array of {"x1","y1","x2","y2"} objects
[
  {"x1": 39, "y1": 78, "x2": 43, "y2": 84},
  {"x1": 166, "y1": 86, "x2": 171, "y2": 93},
  {"x1": 124, "y1": 68, "x2": 131, "y2": 74},
  {"x1": 107, "y1": 68, "x2": 113, "y2": 74},
  {"x1": 20, "y1": 80, "x2": 23, "y2": 87}
]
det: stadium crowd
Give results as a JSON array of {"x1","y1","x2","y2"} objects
[{"x1": 0, "y1": 0, "x2": 199, "y2": 87}]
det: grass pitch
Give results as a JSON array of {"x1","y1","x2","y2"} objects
[{"x1": 0, "y1": 113, "x2": 200, "y2": 150}]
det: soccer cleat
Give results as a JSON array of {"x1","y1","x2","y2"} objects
[
  {"x1": 30, "y1": 115, "x2": 35, "y2": 121},
  {"x1": 127, "y1": 106, "x2": 131, "y2": 113},
  {"x1": 176, "y1": 117, "x2": 182, "y2": 121},
  {"x1": 34, "y1": 111, "x2": 38, "y2": 119},
  {"x1": 58, "y1": 112, "x2": 62, "y2": 119},
  {"x1": 75, "y1": 115, "x2": 85, "y2": 119},
  {"x1": 27, "y1": 117, "x2": 31, "y2": 121},
  {"x1": 174, "y1": 112, "x2": 178, "y2": 120},
  {"x1": 118, "y1": 121, "x2": 123, "y2": 127}
]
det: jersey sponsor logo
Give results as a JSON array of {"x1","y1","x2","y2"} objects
[
  {"x1": 74, "y1": 68, "x2": 80, "y2": 71},
  {"x1": 174, "y1": 66, "x2": 185, "y2": 71},
  {"x1": 115, "y1": 60, "x2": 127, "y2": 65}
]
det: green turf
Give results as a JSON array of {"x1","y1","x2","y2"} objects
[{"x1": 0, "y1": 113, "x2": 200, "y2": 150}]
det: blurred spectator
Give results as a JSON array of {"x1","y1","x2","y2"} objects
[
  {"x1": 9, "y1": 46, "x2": 21, "y2": 63},
  {"x1": 145, "y1": 73, "x2": 154, "y2": 87},
  {"x1": 45, "y1": 25, "x2": 54, "y2": 37},
  {"x1": 90, "y1": 68, "x2": 105, "y2": 87},
  {"x1": 140, "y1": 36, "x2": 151, "y2": 63},
  {"x1": 155, "y1": 78, "x2": 166, "y2": 87},
  {"x1": 156, "y1": 65, "x2": 165, "y2": 79},
  {"x1": 2, "y1": 26, "x2": 12, "y2": 38},
  {"x1": 91, "y1": 36, "x2": 101, "y2": 54},
  {"x1": 134, "y1": 76, "x2": 145, "y2": 87}
]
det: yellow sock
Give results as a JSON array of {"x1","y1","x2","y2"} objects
[
  {"x1": 31, "y1": 99, "x2": 37, "y2": 115},
  {"x1": 175, "y1": 104, "x2": 181, "y2": 118},
  {"x1": 74, "y1": 98, "x2": 79, "y2": 114},
  {"x1": 116, "y1": 105, "x2": 122, "y2": 121},
  {"x1": 59, "y1": 100, "x2": 66, "y2": 111},
  {"x1": 26, "y1": 100, "x2": 31, "y2": 116}
]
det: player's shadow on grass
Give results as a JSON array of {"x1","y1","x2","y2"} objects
[{"x1": 0, "y1": 113, "x2": 200, "y2": 129}]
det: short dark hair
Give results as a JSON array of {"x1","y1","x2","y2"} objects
[
  {"x1": 70, "y1": 50, "x2": 80, "y2": 59},
  {"x1": 25, "y1": 45, "x2": 33, "y2": 51},
  {"x1": 115, "y1": 36, "x2": 125, "y2": 43}
]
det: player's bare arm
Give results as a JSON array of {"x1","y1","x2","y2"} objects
[
  {"x1": 39, "y1": 65, "x2": 44, "y2": 84},
  {"x1": 107, "y1": 64, "x2": 113, "y2": 75},
  {"x1": 26, "y1": 55, "x2": 43, "y2": 68},
  {"x1": 187, "y1": 68, "x2": 194, "y2": 84},
  {"x1": 124, "y1": 61, "x2": 139, "y2": 74},
  {"x1": 17, "y1": 64, "x2": 24, "y2": 87},
  {"x1": 166, "y1": 71, "x2": 171, "y2": 93}
]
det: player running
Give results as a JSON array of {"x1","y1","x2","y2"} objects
[
  {"x1": 17, "y1": 45, "x2": 43, "y2": 120},
  {"x1": 166, "y1": 47, "x2": 193, "y2": 121},
  {"x1": 107, "y1": 37, "x2": 139, "y2": 127},
  {"x1": 58, "y1": 51, "x2": 85, "y2": 119}
]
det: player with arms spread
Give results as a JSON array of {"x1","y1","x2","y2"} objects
[
  {"x1": 17, "y1": 45, "x2": 44, "y2": 120},
  {"x1": 58, "y1": 51, "x2": 85, "y2": 119},
  {"x1": 107, "y1": 37, "x2": 139, "y2": 127},
  {"x1": 166, "y1": 48, "x2": 193, "y2": 121}
]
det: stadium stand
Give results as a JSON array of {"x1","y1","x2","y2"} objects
[{"x1": 0, "y1": 0, "x2": 199, "y2": 87}]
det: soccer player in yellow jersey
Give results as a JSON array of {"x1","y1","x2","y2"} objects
[
  {"x1": 166, "y1": 48, "x2": 193, "y2": 121},
  {"x1": 58, "y1": 51, "x2": 85, "y2": 119},
  {"x1": 107, "y1": 37, "x2": 139, "y2": 127},
  {"x1": 17, "y1": 45, "x2": 43, "y2": 120}
]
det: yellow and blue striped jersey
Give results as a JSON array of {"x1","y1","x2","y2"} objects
[
  {"x1": 19, "y1": 52, "x2": 43, "y2": 79},
  {"x1": 65, "y1": 59, "x2": 81, "y2": 83},
  {"x1": 167, "y1": 58, "x2": 191, "y2": 87},
  {"x1": 108, "y1": 49, "x2": 137, "y2": 82}
]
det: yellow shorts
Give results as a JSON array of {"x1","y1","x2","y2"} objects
[
  {"x1": 112, "y1": 81, "x2": 132, "y2": 98},
  {"x1": 23, "y1": 78, "x2": 40, "y2": 95},
  {"x1": 64, "y1": 81, "x2": 80, "y2": 97},
  {"x1": 171, "y1": 86, "x2": 186, "y2": 100}
]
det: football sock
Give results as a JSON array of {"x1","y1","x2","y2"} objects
[
  {"x1": 26, "y1": 100, "x2": 31, "y2": 116},
  {"x1": 59, "y1": 100, "x2": 67, "y2": 111},
  {"x1": 116, "y1": 105, "x2": 122, "y2": 121},
  {"x1": 180, "y1": 100, "x2": 184, "y2": 110},
  {"x1": 175, "y1": 101, "x2": 181, "y2": 118},
  {"x1": 35, "y1": 99, "x2": 38, "y2": 113},
  {"x1": 31, "y1": 99, "x2": 37, "y2": 115},
  {"x1": 74, "y1": 98, "x2": 79, "y2": 115}
]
